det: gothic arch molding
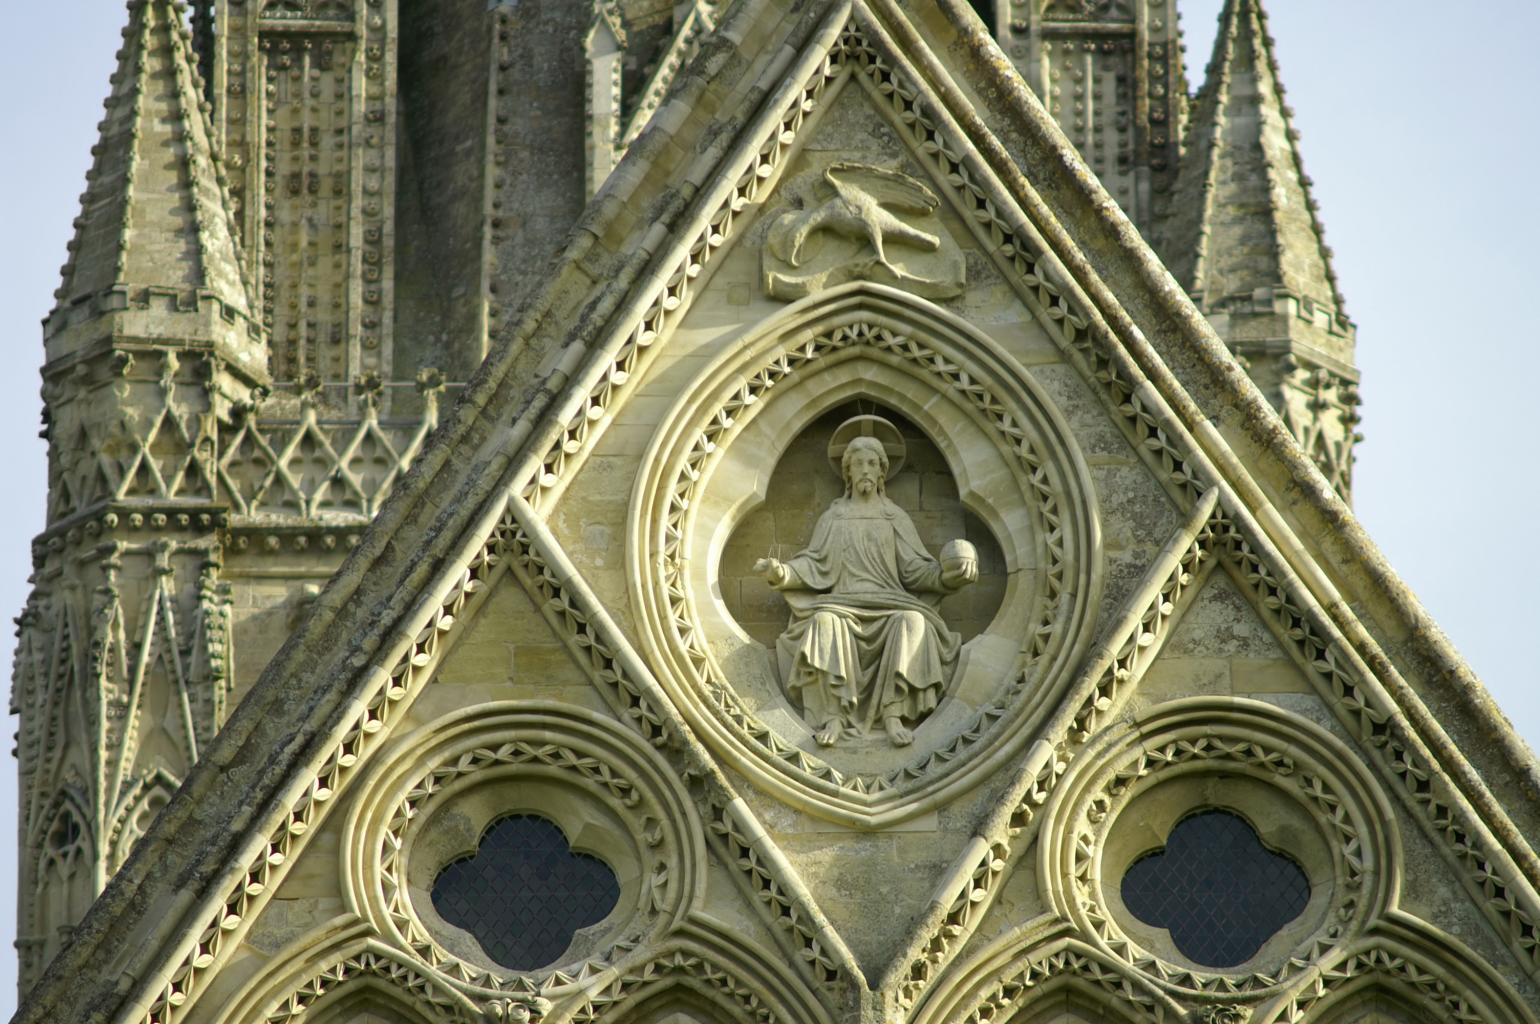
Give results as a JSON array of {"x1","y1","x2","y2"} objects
[
  {"x1": 107, "y1": 767, "x2": 179, "y2": 872},
  {"x1": 341, "y1": 702, "x2": 707, "y2": 1001},
  {"x1": 556, "y1": 924, "x2": 835, "y2": 1024},
  {"x1": 299, "y1": 982, "x2": 444, "y2": 1024},
  {"x1": 909, "y1": 929, "x2": 1178, "y2": 1024},
  {"x1": 1262, "y1": 920, "x2": 1537, "y2": 1024},
  {"x1": 219, "y1": 929, "x2": 480, "y2": 1024},
  {"x1": 629, "y1": 282, "x2": 1101, "y2": 826},
  {"x1": 1037, "y1": 698, "x2": 1400, "y2": 1000}
]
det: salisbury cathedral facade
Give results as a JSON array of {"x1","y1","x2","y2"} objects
[{"x1": 10, "y1": 1, "x2": 1538, "y2": 1022}]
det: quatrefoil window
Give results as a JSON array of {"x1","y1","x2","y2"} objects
[
  {"x1": 431, "y1": 814, "x2": 620, "y2": 970},
  {"x1": 1121, "y1": 809, "x2": 1310, "y2": 967}
]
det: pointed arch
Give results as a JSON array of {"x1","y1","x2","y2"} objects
[
  {"x1": 561, "y1": 923, "x2": 834, "y2": 1024},
  {"x1": 909, "y1": 928, "x2": 1178, "y2": 1024},
  {"x1": 1305, "y1": 988, "x2": 1439, "y2": 1024},
  {"x1": 108, "y1": 767, "x2": 180, "y2": 872},
  {"x1": 35, "y1": 788, "x2": 93, "y2": 880},
  {"x1": 299, "y1": 982, "x2": 444, "y2": 1024},
  {"x1": 219, "y1": 928, "x2": 480, "y2": 1024},
  {"x1": 1000, "y1": 984, "x2": 1153, "y2": 1024},
  {"x1": 1266, "y1": 919, "x2": 1537, "y2": 1024},
  {"x1": 585, "y1": 985, "x2": 763, "y2": 1024},
  {"x1": 27, "y1": 788, "x2": 97, "y2": 984}
]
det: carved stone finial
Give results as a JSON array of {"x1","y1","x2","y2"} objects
[
  {"x1": 415, "y1": 366, "x2": 446, "y2": 395},
  {"x1": 355, "y1": 370, "x2": 384, "y2": 411},
  {"x1": 1190, "y1": 1006, "x2": 1252, "y2": 1024}
]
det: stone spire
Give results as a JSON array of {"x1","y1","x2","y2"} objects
[
  {"x1": 14, "y1": 0, "x2": 266, "y2": 986},
  {"x1": 1159, "y1": 0, "x2": 1359, "y2": 498},
  {"x1": 46, "y1": 0, "x2": 261, "y2": 376}
]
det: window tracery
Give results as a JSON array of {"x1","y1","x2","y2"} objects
[
  {"x1": 431, "y1": 814, "x2": 620, "y2": 971},
  {"x1": 1120, "y1": 809, "x2": 1310, "y2": 968}
]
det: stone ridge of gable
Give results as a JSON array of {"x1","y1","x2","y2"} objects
[
  {"x1": 921, "y1": 0, "x2": 1540, "y2": 857},
  {"x1": 16, "y1": 0, "x2": 1538, "y2": 1020},
  {"x1": 10, "y1": 2, "x2": 846, "y2": 1020}
]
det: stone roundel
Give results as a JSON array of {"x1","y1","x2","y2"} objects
[
  {"x1": 341, "y1": 702, "x2": 702, "y2": 998},
  {"x1": 1038, "y1": 698, "x2": 1399, "y2": 998},
  {"x1": 629, "y1": 284, "x2": 1100, "y2": 825}
]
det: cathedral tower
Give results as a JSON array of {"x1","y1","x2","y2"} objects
[
  {"x1": 21, "y1": 5, "x2": 1532, "y2": 1024},
  {"x1": 11, "y1": 0, "x2": 266, "y2": 983}
]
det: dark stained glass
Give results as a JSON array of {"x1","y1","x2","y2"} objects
[
  {"x1": 431, "y1": 814, "x2": 620, "y2": 971},
  {"x1": 1121, "y1": 809, "x2": 1311, "y2": 968}
]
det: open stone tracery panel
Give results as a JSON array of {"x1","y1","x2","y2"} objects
[{"x1": 630, "y1": 284, "x2": 1100, "y2": 826}]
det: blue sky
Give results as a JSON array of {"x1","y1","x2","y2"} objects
[{"x1": 0, "y1": 0, "x2": 1537, "y2": 1013}]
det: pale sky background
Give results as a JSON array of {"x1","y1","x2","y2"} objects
[{"x1": 0, "y1": 0, "x2": 1537, "y2": 1015}]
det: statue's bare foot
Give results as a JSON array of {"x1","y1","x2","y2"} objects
[
  {"x1": 884, "y1": 716, "x2": 914, "y2": 746},
  {"x1": 815, "y1": 720, "x2": 843, "y2": 747}
]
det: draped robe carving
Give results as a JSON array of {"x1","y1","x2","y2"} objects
[{"x1": 756, "y1": 434, "x2": 976, "y2": 746}]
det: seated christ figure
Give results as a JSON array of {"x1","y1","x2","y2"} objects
[{"x1": 754, "y1": 434, "x2": 978, "y2": 747}]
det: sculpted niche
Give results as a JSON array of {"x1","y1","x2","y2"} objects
[
  {"x1": 752, "y1": 419, "x2": 978, "y2": 747},
  {"x1": 629, "y1": 286, "x2": 1099, "y2": 823}
]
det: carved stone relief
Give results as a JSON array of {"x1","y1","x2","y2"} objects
[
  {"x1": 752, "y1": 417, "x2": 979, "y2": 747},
  {"x1": 763, "y1": 162, "x2": 965, "y2": 300},
  {"x1": 629, "y1": 287, "x2": 1100, "y2": 824}
]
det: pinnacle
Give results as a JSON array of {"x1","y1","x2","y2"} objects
[
  {"x1": 1158, "y1": 0, "x2": 1344, "y2": 321},
  {"x1": 50, "y1": 0, "x2": 252, "y2": 325}
]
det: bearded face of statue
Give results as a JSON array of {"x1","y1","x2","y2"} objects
[{"x1": 842, "y1": 438, "x2": 888, "y2": 498}]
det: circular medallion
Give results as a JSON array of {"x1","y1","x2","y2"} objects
[
  {"x1": 343, "y1": 704, "x2": 700, "y2": 997},
  {"x1": 629, "y1": 285, "x2": 1100, "y2": 825},
  {"x1": 1040, "y1": 699, "x2": 1397, "y2": 998}
]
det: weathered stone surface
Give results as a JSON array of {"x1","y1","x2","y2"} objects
[{"x1": 12, "y1": 2, "x2": 1540, "y2": 1024}]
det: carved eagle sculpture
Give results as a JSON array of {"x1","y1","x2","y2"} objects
[{"x1": 776, "y1": 162, "x2": 943, "y2": 270}]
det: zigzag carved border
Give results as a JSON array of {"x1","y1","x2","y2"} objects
[{"x1": 124, "y1": 6, "x2": 1539, "y2": 1022}]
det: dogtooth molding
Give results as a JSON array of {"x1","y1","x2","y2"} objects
[
  {"x1": 628, "y1": 284, "x2": 1100, "y2": 825},
  {"x1": 340, "y1": 703, "x2": 702, "y2": 999},
  {"x1": 92, "y1": 4, "x2": 1540, "y2": 1021}
]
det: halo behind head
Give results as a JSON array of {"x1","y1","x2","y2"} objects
[{"x1": 827, "y1": 414, "x2": 906, "y2": 480}]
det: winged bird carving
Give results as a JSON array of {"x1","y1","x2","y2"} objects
[{"x1": 776, "y1": 162, "x2": 943, "y2": 270}]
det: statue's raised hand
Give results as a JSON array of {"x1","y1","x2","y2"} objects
[
  {"x1": 753, "y1": 557, "x2": 790, "y2": 587},
  {"x1": 939, "y1": 539, "x2": 978, "y2": 591},
  {"x1": 940, "y1": 562, "x2": 977, "y2": 590}
]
